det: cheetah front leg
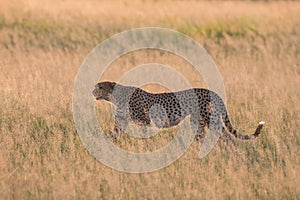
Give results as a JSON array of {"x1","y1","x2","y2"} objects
[{"x1": 110, "y1": 107, "x2": 129, "y2": 140}]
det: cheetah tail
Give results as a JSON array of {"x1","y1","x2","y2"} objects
[{"x1": 222, "y1": 112, "x2": 265, "y2": 140}]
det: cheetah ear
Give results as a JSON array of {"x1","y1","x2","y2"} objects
[{"x1": 110, "y1": 82, "x2": 116, "y2": 89}]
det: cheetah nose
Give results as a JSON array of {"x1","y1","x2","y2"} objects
[{"x1": 92, "y1": 89, "x2": 96, "y2": 96}]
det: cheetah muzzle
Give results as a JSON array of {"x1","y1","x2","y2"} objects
[{"x1": 92, "y1": 81, "x2": 265, "y2": 140}]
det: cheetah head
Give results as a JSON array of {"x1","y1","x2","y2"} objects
[{"x1": 92, "y1": 81, "x2": 116, "y2": 101}]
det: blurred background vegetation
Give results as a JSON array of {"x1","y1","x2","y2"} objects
[{"x1": 0, "y1": 0, "x2": 299, "y2": 199}]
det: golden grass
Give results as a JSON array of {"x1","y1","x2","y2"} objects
[{"x1": 0, "y1": 0, "x2": 300, "y2": 199}]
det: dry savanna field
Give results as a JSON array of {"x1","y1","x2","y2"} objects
[{"x1": 0, "y1": 0, "x2": 300, "y2": 199}]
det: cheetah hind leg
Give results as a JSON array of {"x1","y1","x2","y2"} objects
[
  {"x1": 208, "y1": 116, "x2": 236, "y2": 146},
  {"x1": 219, "y1": 126, "x2": 236, "y2": 146},
  {"x1": 190, "y1": 115, "x2": 206, "y2": 143}
]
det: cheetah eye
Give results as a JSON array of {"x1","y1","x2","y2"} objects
[{"x1": 98, "y1": 85, "x2": 104, "y2": 90}]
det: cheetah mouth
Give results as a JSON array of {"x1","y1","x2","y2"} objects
[
  {"x1": 93, "y1": 94, "x2": 112, "y2": 101},
  {"x1": 94, "y1": 96, "x2": 102, "y2": 100}
]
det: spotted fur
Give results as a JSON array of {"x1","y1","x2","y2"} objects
[{"x1": 92, "y1": 81, "x2": 264, "y2": 140}]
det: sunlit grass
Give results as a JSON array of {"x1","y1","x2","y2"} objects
[{"x1": 0, "y1": 0, "x2": 299, "y2": 199}]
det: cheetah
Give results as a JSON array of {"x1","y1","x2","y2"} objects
[{"x1": 92, "y1": 81, "x2": 265, "y2": 140}]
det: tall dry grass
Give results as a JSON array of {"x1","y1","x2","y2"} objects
[{"x1": 0, "y1": 0, "x2": 299, "y2": 199}]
